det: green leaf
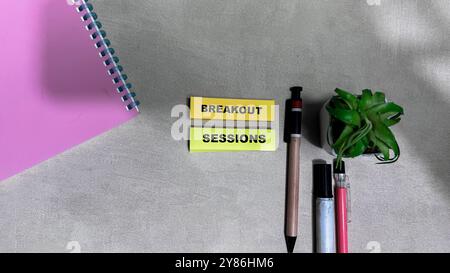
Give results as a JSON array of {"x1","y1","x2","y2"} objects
[
  {"x1": 327, "y1": 106, "x2": 361, "y2": 127},
  {"x1": 345, "y1": 136, "x2": 369, "y2": 158},
  {"x1": 379, "y1": 111, "x2": 402, "y2": 121},
  {"x1": 368, "y1": 102, "x2": 404, "y2": 115},
  {"x1": 372, "y1": 91, "x2": 386, "y2": 105},
  {"x1": 364, "y1": 91, "x2": 385, "y2": 109},
  {"x1": 383, "y1": 117, "x2": 401, "y2": 127},
  {"x1": 332, "y1": 124, "x2": 355, "y2": 151},
  {"x1": 373, "y1": 118, "x2": 400, "y2": 159},
  {"x1": 368, "y1": 131, "x2": 390, "y2": 160},
  {"x1": 358, "y1": 89, "x2": 373, "y2": 110},
  {"x1": 335, "y1": 88, "x2": 358, "y2": 110},
  {"x1": 331, "y1": 98, "x2": 351, "y2": 110}
]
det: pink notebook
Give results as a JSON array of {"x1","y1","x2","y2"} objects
[{"x1": 0, "y1": 0, "x2": 140, "y2": 181}]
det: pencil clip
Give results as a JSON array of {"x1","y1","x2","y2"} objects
[{"x1": 346, "y1": 176, "x2": 351, "y2": 223}]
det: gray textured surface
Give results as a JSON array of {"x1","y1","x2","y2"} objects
[{"x1": 0, "y1": 0, "x2": 449, "y2": 252}]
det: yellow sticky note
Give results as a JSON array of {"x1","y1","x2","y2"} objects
[
  {"x1": 190, "y1": 97, "x2": 275, "y2": 121},
  {"x1": 189, "y1": 127, "x2": 277, "y2": 152}
]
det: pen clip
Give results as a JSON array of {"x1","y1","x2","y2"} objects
[{"x1": 346, "y1": 175, "x2": 351, "y2": 223}]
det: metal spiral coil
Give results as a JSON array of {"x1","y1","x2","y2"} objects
[{"x1": 77, "y1": 0, "x2": 140, "y2": 112}]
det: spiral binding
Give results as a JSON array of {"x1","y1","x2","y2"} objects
[{"x1": 77, "y1": 0, "x2": 140, "y2": 112}]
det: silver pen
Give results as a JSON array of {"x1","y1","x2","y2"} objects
[{"x1": 314, "y1": 163, "x2": 336, "y2": 253}]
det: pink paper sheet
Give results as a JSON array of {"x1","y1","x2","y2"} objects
[{"x1": 0, "y1": 0, "x2": 139, "y2": 180}]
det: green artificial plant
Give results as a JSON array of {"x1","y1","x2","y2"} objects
[{"x1": 326, "y1": 88, "x2": 404, "y2": 167}]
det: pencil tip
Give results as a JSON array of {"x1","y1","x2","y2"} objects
[{"x1": 285, "y1": 236, "x2": 297, "y2": 253}]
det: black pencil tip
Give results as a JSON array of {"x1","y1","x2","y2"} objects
[{"x1": 285, "y1": 236, "x2": 297, "y2": 253}]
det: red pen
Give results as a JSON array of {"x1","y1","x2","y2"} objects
[{"x1": 333, "y1": 160, "x2": 350, "y2": 253}]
